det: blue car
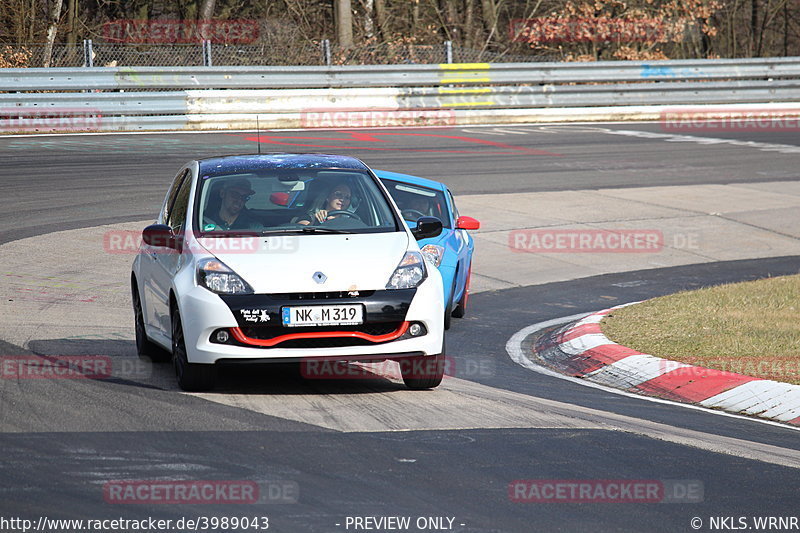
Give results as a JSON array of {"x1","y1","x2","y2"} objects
[{"x1": 376, "y1": 170, "x2": 480, "y2": 330}]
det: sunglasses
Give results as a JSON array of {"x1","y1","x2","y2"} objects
[
  {"x1": 227, "y1": 191, "x2": 252, "y2": 202},
  {"x1": 331, "y1": 191, "x2": 351, "y2": 201}
]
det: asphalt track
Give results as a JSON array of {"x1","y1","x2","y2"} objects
[{"x1": 1, "y1": 125, "x2": 799, "y2": 532}]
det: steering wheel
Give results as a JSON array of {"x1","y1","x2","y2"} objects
[
  {"x1": 401, "y1": 209, "x2": 426, "y2": 221},
  {"x1": 324, "y1": 210, "x2": 362, "y2": 222}
]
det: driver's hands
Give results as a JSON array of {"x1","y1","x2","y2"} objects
[{"x1": 314, "y1": 210, "x2": 328, "y2": 223}]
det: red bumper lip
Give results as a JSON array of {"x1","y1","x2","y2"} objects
[{"x1": 229, "y1": 322, "x2": 410, "y2": 348}]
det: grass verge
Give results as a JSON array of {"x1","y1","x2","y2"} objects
[{"x1": 601, "y1": 274, "x2": 800, "y2": 385}]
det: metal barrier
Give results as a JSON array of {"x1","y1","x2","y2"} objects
[
  {"x1": 2, "y1": 40, "x2": 539, "y2": 68},
  {"x1": 1, "y1": 58, "x2": 799, "y2": 132}
]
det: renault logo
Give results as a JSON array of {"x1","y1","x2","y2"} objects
[{"x1": 313, "y1": 271, "x2": 327, "y2": 284}]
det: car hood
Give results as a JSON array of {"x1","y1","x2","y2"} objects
[{"x1": 196, "y1": 232, "x2": 411, "y2": 293}]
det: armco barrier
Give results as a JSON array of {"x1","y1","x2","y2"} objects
[
  {"x1": 2, "y1": 58, "x2": 800, "y2": 132},
  {"x1": 3, "y1": 58, "x2": 800, "y2": 89}
]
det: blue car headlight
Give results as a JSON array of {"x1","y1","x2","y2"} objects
[{"x1": 420, "y1": 244, "x2": 445, "y2": 268}]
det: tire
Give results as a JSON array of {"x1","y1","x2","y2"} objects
[
  {"x1": 132, "y1": 284, "x2": 170, "y2": 362},
  {"x1": 171, "y1": 306, "x2": 216, "y2": 392},
  {"x1": 451, "y1": 265, "x2": 471, "y2": 319},
  {"x1": 401, "y1": 338, "x2": 445, "y2": 390}
]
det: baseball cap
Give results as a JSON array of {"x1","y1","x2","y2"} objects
[{"x1": 224, "y1": 178, "x2": 255, "y2": 195}]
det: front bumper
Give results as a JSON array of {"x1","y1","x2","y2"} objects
[{"x1": 178, "y1": 277, "x2": 444, "y2": 364}]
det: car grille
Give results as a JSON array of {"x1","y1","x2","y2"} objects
[
  {"x1": 269, "y1": 291, "x2": 376, "y2": 301},
  {"x1": 274, "y1": 337, "x2": 375, "y2": 349}
]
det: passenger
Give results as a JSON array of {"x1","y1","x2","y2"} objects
[
  {"x1": 203, "y1": 178, "x2": 260, "y2": 231},
  {"x1": 298, "y1": 183, "x2": 353, "y2": 225}
]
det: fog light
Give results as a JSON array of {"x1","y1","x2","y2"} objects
[
  {"x1": 216, "y1": 330, "x2": 230, "y2": 343},
  {"x1": 409, "y1": 323, "x2": 422, "y2": 336}
]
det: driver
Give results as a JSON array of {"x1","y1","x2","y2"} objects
[
  {"x1": 401, "y1": 194, "x2": 431, "y2": 220},
  {"x1": 298, "y1": 183, "x2": 352, "y2": 225},
  {"x1": 203, "y1": 178, "x2": 260, "y2": 231}
]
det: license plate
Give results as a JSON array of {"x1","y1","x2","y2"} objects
[{"x1": 281, "y1": 304, "x2": 363, "y2": 327}]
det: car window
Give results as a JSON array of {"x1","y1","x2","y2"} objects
[
  {"x1": 380, "y1": 179, "x2": 451, "y2": 229},
  {"x1": 166, "y1": 173, "x2": 192, "y2": 233},
  {"x1": 447, "y1": 189, "x2": 460, "y2": 221},
  {"x1": 162, "y1": 169, "x2": 189, "y2": 225},
  {"x1": 196, "y1": 169, "x2": 400, "y2": 234}
]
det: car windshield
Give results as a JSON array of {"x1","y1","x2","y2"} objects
[
  {"x1": 380, "y1": 179, "x2": 451, "y2": 229},
  {"x1": 195, "y1": 169, "x2": 400, "y2": 235}
]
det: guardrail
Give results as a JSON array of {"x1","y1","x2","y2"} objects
[{"x1": 2, "y1": 58, "x2": 800, "y2": 132}]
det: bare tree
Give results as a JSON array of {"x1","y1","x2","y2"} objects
[
  {"x1": 198, "y1": 0, "x2": 216, "y2": 41},
  {"x1": 200, "y1": 0, "x2": 216, "y2": 21},
  {"x1": 465, "y1": 0, "x2": 475, "y2": 48},
  {"x1": 43, "y1": 0, "x2": 65, "y2": 67},
  {"x1": 438, "y1": 0, "x2": 459, "y2": 41},
  {"x1": 480, "y1": 0, "x2": 497, "y2": 36},
  {"x1": 374, "y1": 0, "x2": 388, "y2": 38},
  {"x1": 361, "y1": 0, "x2": 375, "y2": 37},
  {"x1": 410, "y1": 0, "x2": 420, "y2": 34},
  {"x1": 783, "y1": 0, "x2": 788, "y2": 55},
  {"x1": 751, "y1": 0, "x2": 759, "y2": 56},
  {"x1": 65, "y1": 0, "x2": 77, "y2": 46},
  {"x1": 335, "y1": 0, "x2": 354, "y2": 48}
]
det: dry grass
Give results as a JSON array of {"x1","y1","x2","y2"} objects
[{"x1": 601, "y1": 274, "x2": 800, "y2": 385}]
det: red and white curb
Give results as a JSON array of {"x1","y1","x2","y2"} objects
[{"x1": 550, "y1": 305, "x2": 800, "y2": 427}]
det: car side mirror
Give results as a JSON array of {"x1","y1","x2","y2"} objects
[
  {"x1": 142, "y1": 224, "x2": 181, "y2": 250},
  {"x1": 412, "y1": 217, "x2": 443, "y2": 240},
  {"x1": 456, "y1": 216, "x2": 480, "y2": 230}
]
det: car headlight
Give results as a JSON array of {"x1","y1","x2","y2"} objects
[
  {"x1": 386, "y1": 251, "x2": 427, "y2": 290},
  {"x1": 197, "y1": 258, "x2": 253, "y2": 294},
  {"x1": 420, "y1": 244, "x2": 445, "y2": 268}
]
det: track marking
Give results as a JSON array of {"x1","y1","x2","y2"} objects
[
  {"x1": 490, "y1": 128, "x2": 531, "y2": 134},
  {"x1": 459, "y1": 128, "x2": 505, "y2": 135},
  {"x1": 602, "y1": 128, "x2": 800, "y2": 153},
  {"x1": 0, "y1": 120, "x2": 755, "y2": 139}
]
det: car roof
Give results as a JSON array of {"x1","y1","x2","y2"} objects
[
  {"x1": 373, "y1": 169, "x2": 448, "y2": 192},
  {"x1": 197, "y1": 153, "x2": 370, "y2": 176}
]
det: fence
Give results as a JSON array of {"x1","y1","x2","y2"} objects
[
  {"x1": 0, "y1": 40, "x2": 554, "y2": 68},
  {"x1": 1, "y1": 57, "x2": 799, "y2": 132}
]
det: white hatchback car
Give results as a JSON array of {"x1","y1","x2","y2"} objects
[{"x1": 131, "y1": 154, "x2": 445, "y2": 391}]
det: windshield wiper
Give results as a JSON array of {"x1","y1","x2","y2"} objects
[
  {"x1": 199, "y1": 231, "x2": 259, "y2": 238},
  {"x1": 260, "y1": 227, "x2": 354, "y2": 235},
  {"x1": 300, "y1": 227, "x2": 354, "y2": 234}
]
